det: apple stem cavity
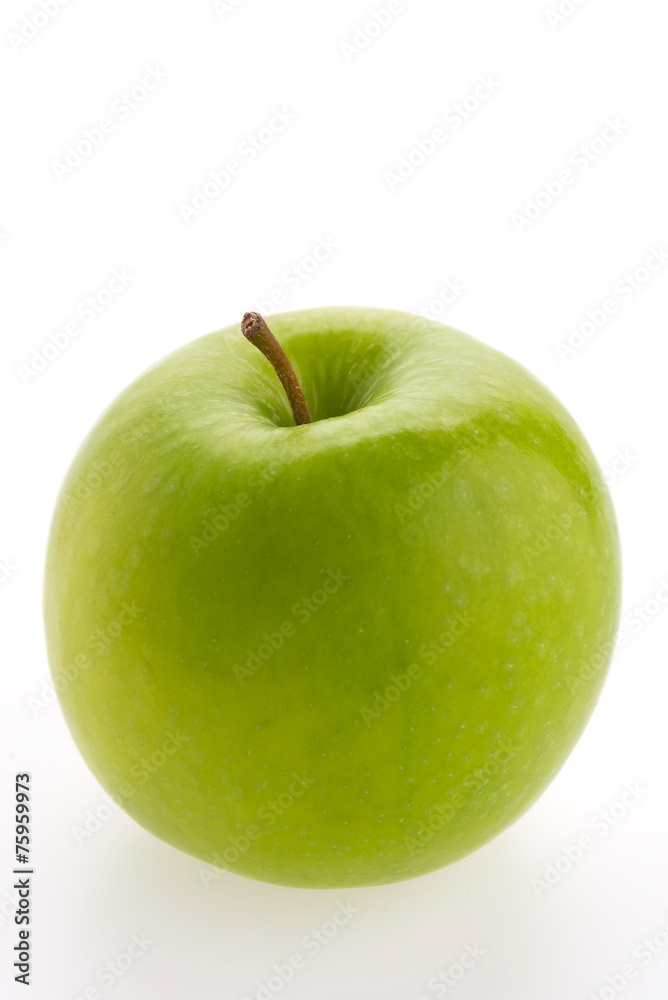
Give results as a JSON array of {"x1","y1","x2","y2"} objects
[{"x1": 241, "y1": 312, "x2": 313, "y2": 426}]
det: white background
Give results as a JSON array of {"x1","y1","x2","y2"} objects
[{"x1": 2, "y1": 0, "x2": 667, "y2": 998}]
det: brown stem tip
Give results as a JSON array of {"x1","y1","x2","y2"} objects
[{"x1": 241, "y1": 312, "x2": 312, "y2": 426}]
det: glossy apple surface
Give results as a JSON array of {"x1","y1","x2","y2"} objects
[{"x1": 44, "y1": 307, "x2": 621, "y2": 887}]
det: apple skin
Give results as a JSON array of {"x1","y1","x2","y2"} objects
[{"x1": 44, "y1": 307, "x2": 621, "y2": 888}]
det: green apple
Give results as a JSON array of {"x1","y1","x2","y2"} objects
[{"x1": 44, "y1": 307, "x2": 621, "y2": 888}]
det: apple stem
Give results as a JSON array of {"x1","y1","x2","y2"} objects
[{"x1": 241, "y1": 312, "x2": 313, "y2": 426}]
